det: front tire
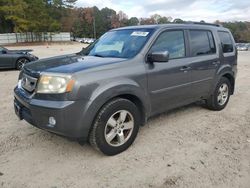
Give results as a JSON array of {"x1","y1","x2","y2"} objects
[
  {"x1": 205, "y1": 77, "x2": 231, "y2": 111},
  {"x1": 89, "y1": 98, "x2": 141, "y2": 156},
  {"x1": 16, "y1": 58, "x2": 29, "y2": 70}
]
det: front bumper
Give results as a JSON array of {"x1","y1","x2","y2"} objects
[{"x1": 14, "y1": 87, "x2": 90, "y2": 140}]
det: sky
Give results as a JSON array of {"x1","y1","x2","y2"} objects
[{"x1": 76, "y1": 0, "x2": 250, "y2": 22}]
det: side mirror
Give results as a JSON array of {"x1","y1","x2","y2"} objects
[
  {"x1": 147, "y1": 51, "x2": 169, "y2": 63},
  {"x1": 2, "y1": 50, "x2": 7, "y2": 54}
]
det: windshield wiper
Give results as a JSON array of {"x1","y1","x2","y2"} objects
[{"x1": 92, "y1": 54, "x2": 105, "y2": 58}]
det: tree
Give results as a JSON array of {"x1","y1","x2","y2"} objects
[
  {"x1": 118, "y1": 11, "x2": 128, "y2": 21},
  {"x1": 127, "y1": 17, "x2": 139, "y2": 26},
  {"x1": 48, "y1": 0, "x2": 77, "y2": 8},
  {"x1": 140, "y1": 18, "x2": 155, "y2": 25},
  {"x1": 151, "y1": 14, "x2": 161, "y2": 24},
  {"x1": 0, "y1": 0, "x2": 29, "y2": 32},
  {"x1": 158, "y1": 16, "x2": 172, "y2": 24},
  {"x1": 1, "y1": 2, "x2": 250, "y2": 43},
  {"x1": 173, "y1": 18, "x2": 185, "y2": 23}
]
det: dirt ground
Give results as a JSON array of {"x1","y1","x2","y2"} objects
[{"x1": 0, "y1": 44, "x2": 249, "y2": 188}]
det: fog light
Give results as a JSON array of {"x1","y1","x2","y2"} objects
[{"x1": 48, "y1": 116, "x2": 56, "y2": 127}]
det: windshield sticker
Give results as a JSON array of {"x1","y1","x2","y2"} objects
[{"x1": 131, "y1": 31, "x2": 149, "y2": 37}]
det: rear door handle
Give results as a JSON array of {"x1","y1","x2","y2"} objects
[{"x1": 180, "y1": 66, "x2": 191, "y2": 71}]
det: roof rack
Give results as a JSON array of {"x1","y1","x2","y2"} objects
[{"x1": 185, "y1": 21, "x2": 222, "y2": 27}]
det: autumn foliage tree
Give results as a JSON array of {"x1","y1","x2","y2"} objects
[{"x1": 0, "y1": 1, "x2": 250, "y2": 42}]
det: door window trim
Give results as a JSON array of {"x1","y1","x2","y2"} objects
[
  {"x1": 145, "y1": 29, "x2": 188, "y2": 61},
  {"x1": 217, "y1": 30, "x2": 235, "y2": 55},
  {"x1": 187, "y1": 29, "x2": 217, "y2": 57}
]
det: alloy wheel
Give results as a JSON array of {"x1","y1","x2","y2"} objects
[{"x1": 104, "y1": 110, "x2": 134, "y2": 147}]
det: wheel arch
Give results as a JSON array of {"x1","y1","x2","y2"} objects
[
  {"x1": 222, "y1": 73, "x2": 235, "y2": 94},
  {"x1": 216, "y1": 65, "x2": 236, "y2": 95},
  {"x1": 107, "y1": 93, "x2": 147, "y2": 125},
  {"x1": 78, "y1": 82, "x2": 150, "y2": 140}
]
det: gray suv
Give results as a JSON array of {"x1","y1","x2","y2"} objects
[{"x1": 14, "y1": 23, "x2": 237, "y2": 155}]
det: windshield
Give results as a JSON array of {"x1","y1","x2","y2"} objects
[{"x1": 81, "y1": 29, "x2": 154, "y2": 58}]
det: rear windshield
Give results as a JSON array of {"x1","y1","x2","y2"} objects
[{"x1": 81, "y1": 29, "x2": 154, "y2": 58}]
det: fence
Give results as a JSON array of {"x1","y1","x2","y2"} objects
[{"x1": 0, "y1": 32, "x2": 71, "y2": 45}]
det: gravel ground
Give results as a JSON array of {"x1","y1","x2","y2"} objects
[{"x1": 0, "y1": 44, "x2": 249, "y2": 188}]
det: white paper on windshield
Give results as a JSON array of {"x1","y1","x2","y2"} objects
[{"x1": 131, "y1": 31, "x2": 149, "y2": 37}]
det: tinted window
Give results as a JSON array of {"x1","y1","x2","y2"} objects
[
  {"x1": 189, "y1": 30, "x2": 216, "y2": 56},
  {"x1": 151, "y1": 30, "x2": 185, "y2": 59},
  {"x1": 218, "y1": 31, "x2": 234, "y2": 53},
  {"x1": 207, "y1": 32, "x2": 216, "y2": 53}
]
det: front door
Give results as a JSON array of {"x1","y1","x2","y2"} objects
[{"x1": 146, "y1": 30, "x2": 193, "y2": 115}]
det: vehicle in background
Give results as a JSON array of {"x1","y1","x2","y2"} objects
[
  {"x1": 77, "y1": 38, "x2": 84, "y2": 43},
  {"x1": 76, "y1": 38, "x2": 95, "y2": 44},
  {"x1": 236, "y1": 43, "x2": 249, "y2": 51},
  {"x1": 70, "y1": 37, "x2": 77, "y2": 42},
  {"x1": 0, "y1": 46, "x2": 38, "y2": 70},
  {"x1": 247, "y1": 43, "x2": 250, "y2": 50},
  {"x1": 85, "y1": 38, "x2": 95, "y2": 44}
]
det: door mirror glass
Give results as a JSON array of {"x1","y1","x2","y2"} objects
[
  {"x1": 1, "y1": 50, "x2": 7, "y2": 54},
  {"x1": 148, "y1": 51, "x2": 169, "y2": 63}
]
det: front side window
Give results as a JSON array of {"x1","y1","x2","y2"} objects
[
  {"x1": 218, "y1": 31, "x2": 234, "y2": 53},
  {"x1": 189, "y1": 30, "x2": 216, "y2": 56},
  {"x1": 150, "y1": 30, "x2": 185, "y2": 59},
  {"x1": 81, "y1": 29, "x2": 154, "y2": 59}
]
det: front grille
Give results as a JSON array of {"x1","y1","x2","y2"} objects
[{"x1": 21, "y1": 74, "x2": 38, "y2": 92}]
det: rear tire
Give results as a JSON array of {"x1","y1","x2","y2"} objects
[
  {"x1": 16, "y1": 58, "x2": 29, "y2": 70},
  {"x1": 205, "y1": 77, "x2": 231, "y2": 111},
  {"x1": 89, "y1": 98, "x2": 141, "y2": 156}
]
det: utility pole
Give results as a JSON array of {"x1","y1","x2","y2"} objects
[
  {"x1": 93, "y1": 16, "x2": 96, "y2": 39},
  {"x1": 93, "y1": 8, "x2": 96, "y2": 39}
]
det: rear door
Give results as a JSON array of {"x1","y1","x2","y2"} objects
[
  {"x1": 146, "y1": 29, "x2": 193, "y2": 115},
  {"x1": 187, "y1": 30, "x2": 219, "y2": 99}
]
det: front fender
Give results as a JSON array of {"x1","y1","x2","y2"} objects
[{"x1": 77, "y1": 79, "x2": 150, "y2": 139}]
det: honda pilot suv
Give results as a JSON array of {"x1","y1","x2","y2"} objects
[{"x1": 14, "y1": 23, "x2": 237, "y2": 155}]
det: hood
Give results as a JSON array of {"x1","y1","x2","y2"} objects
[{"x1": 23, "y1": 54, "x2": 127, "y2": 74}]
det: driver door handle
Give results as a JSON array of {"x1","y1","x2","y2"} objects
[{"x1": 180, "y1": 66, "x2": 191, "y2": 71}]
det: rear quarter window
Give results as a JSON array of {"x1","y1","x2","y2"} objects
[{"x1": 218, "y1": 31, "x2": 234, "y2": 53}]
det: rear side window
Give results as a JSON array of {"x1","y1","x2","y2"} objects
[
  {"x1": 189, "y1": 30, "x2": 216, "y2": 56},
  {"x1": 151, "y1": 30, "x2": 185, "y2": 59},
  {"x1": 218, "y1": 31, "x2": 234, "y2": 53}
]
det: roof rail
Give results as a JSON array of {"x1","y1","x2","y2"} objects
[{"x1": 185, "y1": 21, "x2": 222, "y2": 27}]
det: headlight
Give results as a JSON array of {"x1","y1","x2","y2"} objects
[{"x1": 36, "y1": 74, "x2": 75, "y2": 94}]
